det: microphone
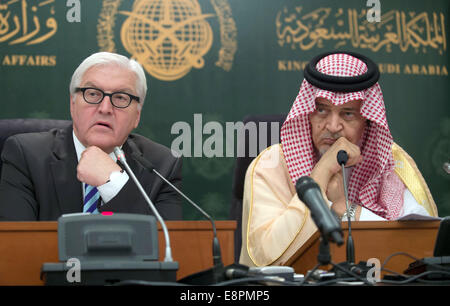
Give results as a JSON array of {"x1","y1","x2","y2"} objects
[
  {"x1": 296, "y1": 176, "x2": 343, "y2": 245},
  {"x1": 113, "y1": 147, "x2": 174, "y2": 262},
  {"x1": 130, "y1": 152, "x2": 223, "y2": 268},
  {"x1": 334, "y1": 150, "x2": 371, "y2": 282},
  {"x1": 444, "y1": 162, "x2": 450, "y2": 174},
  {"x1": 337, "y1": 150, "x2": 355, "y2": 264},
  {"x1": 225, "y1": 267, "x2": 249, "y2": 279}
]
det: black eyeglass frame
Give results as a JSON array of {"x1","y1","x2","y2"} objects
[{"x1": 75, "y1": 87, "x2": 140, "y2": 109}]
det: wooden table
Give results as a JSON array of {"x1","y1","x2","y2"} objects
[
  {"x1": 0, "y1": 220, "x2": 236, "y2": 285},
  {"x1": 285, "y1": 220, "x2": 441, "y2": 276}
]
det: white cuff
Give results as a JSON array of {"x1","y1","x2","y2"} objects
[{"x1": 97, "y1": 170, "x2": 129, "y2": 203}]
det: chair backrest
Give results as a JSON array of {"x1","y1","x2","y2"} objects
[
  {"x1": 229, "y1": 113, "x2": 287, "y2": 262},
  {"x1": 0, "y1": 118, "x2": 72, "y2": 174}
]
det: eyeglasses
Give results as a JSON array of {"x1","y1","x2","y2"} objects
[{"x1": 75, "y1": 87, "x2": 140, "y2": 109}]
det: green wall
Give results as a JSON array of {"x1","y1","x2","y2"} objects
[{"x1": 0, "y1": 0, "x2": 448, "y2": 219}]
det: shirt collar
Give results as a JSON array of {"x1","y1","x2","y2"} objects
[{"x1": 72, "y1": 131, "x2": 118, "y2": 163}]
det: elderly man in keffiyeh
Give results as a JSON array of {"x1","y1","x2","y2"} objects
[{"x1": 239, "y1": 51, "x2": 438, "y2": 267}]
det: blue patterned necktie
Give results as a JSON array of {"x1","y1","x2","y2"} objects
[{"x1": 83, "y1": 184, "x2": 100, "y2": 214}]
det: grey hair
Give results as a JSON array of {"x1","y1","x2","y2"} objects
[{"x1": 69, "y1": 52, "x2": 147, "y2": 109}]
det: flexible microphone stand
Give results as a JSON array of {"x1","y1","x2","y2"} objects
[
  {"x1": 303, "y1": 151, "x2": 373, "y2": 285},
  {"x1": 129, "y1": 152, "x2": 240, "y2": 285},
  {"x1": 130, "y1": 152, "x2": 223, "y2": 269},
  {"x1": 114, "y1": 147, "x2": 174, "y2": 262},
  {"x1": 339, "y1": 150, "x2": 355, "y2": 264},
  {"x1": 330, "y1": 150, "x2": 371, "y2": 283}
]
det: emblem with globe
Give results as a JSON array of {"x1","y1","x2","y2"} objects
[{"x1": 120, "y1": 0, "x2": 214, "y2": 81}]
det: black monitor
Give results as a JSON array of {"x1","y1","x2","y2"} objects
[{"x1": 434, "y1": 216, "x2": 450, "y2": 257}]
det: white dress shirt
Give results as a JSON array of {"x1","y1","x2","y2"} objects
[{"x1": 73, "y1": 131, "x2": 129, "y2": 204}]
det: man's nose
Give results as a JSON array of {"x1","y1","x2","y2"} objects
[
  {"x1": 326, "y1": 113, "x2": 343, "y2": 133},
  {"x1": 97, "y1": 95, "x2": 114, "y2": 113}
]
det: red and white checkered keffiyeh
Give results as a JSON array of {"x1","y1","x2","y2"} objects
[{"x1": 281, "y1": 53, "x2": 404, "y2": 220}]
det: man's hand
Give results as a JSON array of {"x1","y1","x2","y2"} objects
[
  {"x1": 327, "y1": 171, "x2": 344, "y2": 203},
  {"x1": 77, "y1": 146, "x2": 122, "y2": 186},
  {"x1": 326, "y1": 172, "x2": 347, "y2": 217},
  {"x1": 310, "y1": 137, "x2": 363, "y2": 192},
  {"x1": 331, "y1": 199, "x2": 362, "y2": 220}
]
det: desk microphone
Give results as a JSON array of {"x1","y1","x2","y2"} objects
[
  {"x1": 296, "y1": 176, "x2": 343, "y2": 245},
  {"x1": 130, "y1": 152, "x2": 224, "y2": 271},
  {"x1": 333, "y1": 150, "x2": 374, "y2": 282},
  {"x1": 337, "y1": 150, "x2": 355, "y2": 264},
  {"x1": 113, "y1": 147, "x2": 174, "y2": 262}
]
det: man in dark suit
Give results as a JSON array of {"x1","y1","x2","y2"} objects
[{"x1": 0, "y1": 52, "x2": 182, "y2": 221}]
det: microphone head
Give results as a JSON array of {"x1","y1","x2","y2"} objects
[
  {"x1": 337, "y1": 150, "x2": 348, "y2": 166},
  {"x1": 296, "y1": 176, "x2": 320, "y2": 203},
  {"x1": 113, "y1": 147, "x2": 126, "y2": 162},
  {"x1": 444, "y1": 162, "x2": 450, "y2": 174}
]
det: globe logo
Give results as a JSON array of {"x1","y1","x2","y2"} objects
[{"x1": 120, "y1": 0, "x2": 214, "y2": 81}]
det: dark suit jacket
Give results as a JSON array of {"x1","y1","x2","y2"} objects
[{"x1": 0, "y1": 125, "x2": 183, "y2": 221}]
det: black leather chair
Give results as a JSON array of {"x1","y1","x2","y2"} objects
[
  {"x1": 229, "y1": 113, "x2": 287, "y2": 262},
  {"x1": 0, "y1": 118, "x2": 72, "y2": 175}
]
